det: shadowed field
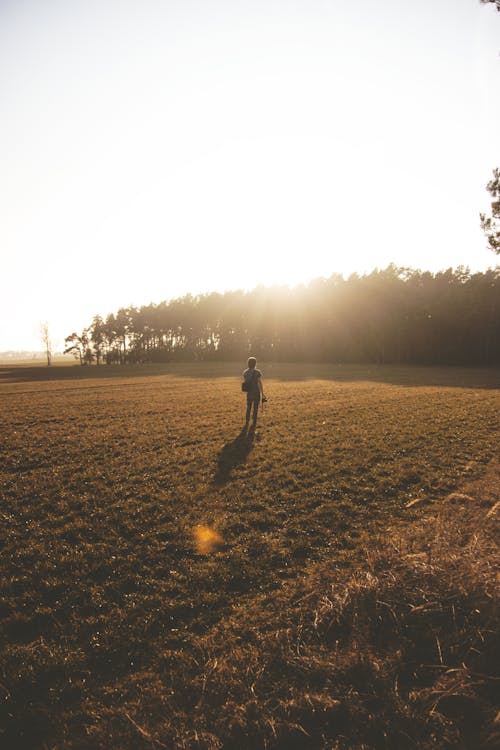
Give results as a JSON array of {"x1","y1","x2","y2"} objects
[
  {"x1": 0, "y1": 364, "x2": 498, "y2": 749},
  {"x1": 1, "y1": 361, "x2": 500, "y2": 387}
]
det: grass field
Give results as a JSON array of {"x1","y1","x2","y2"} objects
[{"x1": 0, "y1": 363, "x2": 499, "y2": 749}]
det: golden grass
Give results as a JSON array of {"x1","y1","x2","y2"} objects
[{"x1": 0, "y1": 363, "x2": 498, "y2": 748}]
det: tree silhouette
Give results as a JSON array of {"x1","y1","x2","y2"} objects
[
  {"x1": 481, "y1": 168, "x2": 500, "y2": 255},
  {"x1": 64, "y1": 330, "x2": 92, "y2": 365},
  {"x1": 64, "y1": 267, "x2": 500, "y2": 367}
]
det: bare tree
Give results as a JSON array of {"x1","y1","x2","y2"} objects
[{"x1": 40, "y1": 321, "x2": 52, "y2": 366}]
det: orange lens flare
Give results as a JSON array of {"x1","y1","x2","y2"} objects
[{"x1": 194, "y1": 525, "x2": 223, "y2": 554}]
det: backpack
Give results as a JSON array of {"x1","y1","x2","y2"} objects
[{"x1": 242, "y1": 369, "x2": 256, "y2": 392}]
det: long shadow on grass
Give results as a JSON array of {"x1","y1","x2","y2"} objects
[{"x1": 214, "y1": 427, "x2": 255, "y2": 484}]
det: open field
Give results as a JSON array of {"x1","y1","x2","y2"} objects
[{"x1": 0, "y1": 363, "x2": 499, "y2": 749}]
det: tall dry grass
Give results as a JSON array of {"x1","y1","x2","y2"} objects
[{"x1": 154, "y1": 462, "x2": 499, "y2": 749}]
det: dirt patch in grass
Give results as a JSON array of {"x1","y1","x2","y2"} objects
[{"x1": 0, "y1": 364, "x2": 498, "y2": 748}]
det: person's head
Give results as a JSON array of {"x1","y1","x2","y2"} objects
[{"x1": 247, "y1": 356, "x2": 257, "y2": 369}]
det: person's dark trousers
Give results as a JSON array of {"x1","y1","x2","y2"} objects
[{"x1": 246, "y1": 394, "x2": 261, "y2": 425}]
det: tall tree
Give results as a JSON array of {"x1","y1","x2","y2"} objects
[
  {"x1": 89, "y1": 315, "x2": 106, "y2": 365},
  {"x1": 480, "y1": 2, "x2": 500, "y2": 251},
  {"x1": 64, "y1": 330, "x2": 92, "y2": 365},
  {"x1": 480, "y1": 168, "x2": 500, "y2": 255}
]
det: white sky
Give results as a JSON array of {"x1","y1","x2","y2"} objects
[{"x1": 1, "y1": 0, "x2": 499, "y2": 351}]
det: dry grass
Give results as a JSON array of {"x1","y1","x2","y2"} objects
[{"x1": 0, "y1": 363, "x2": 498, "y2": 749}]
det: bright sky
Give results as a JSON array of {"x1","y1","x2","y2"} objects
[{"x1": 1, "y1": 0, "x2": 499, "y2": 351}]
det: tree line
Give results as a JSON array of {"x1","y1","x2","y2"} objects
[{"x1": 64, "y1": 265, "x2": 500, "y2": 366}]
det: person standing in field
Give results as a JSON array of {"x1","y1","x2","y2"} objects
[{"x1": 242, "y1": 356, "x2": 266, "y2": 430}]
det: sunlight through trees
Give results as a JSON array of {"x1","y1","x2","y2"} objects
[{"x1": 64, "y1": 267, "x2": 500, "y2": 367}]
